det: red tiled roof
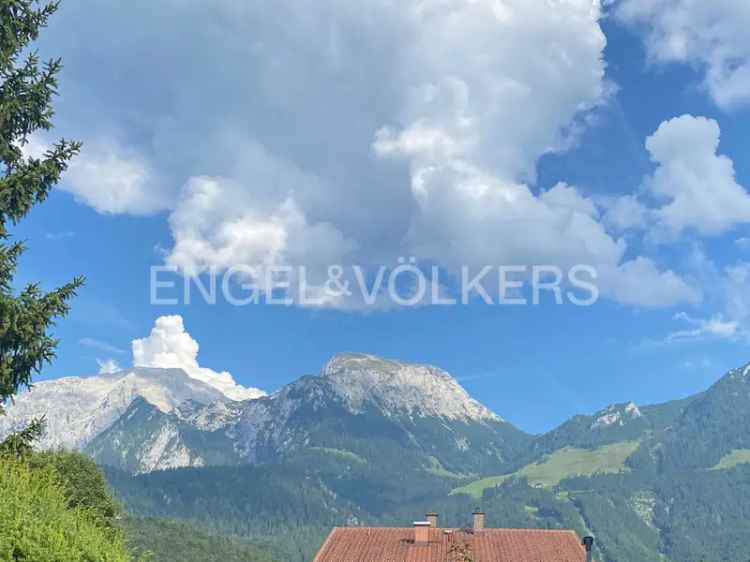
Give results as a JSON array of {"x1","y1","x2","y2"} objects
[{"x1": 313, "y1": 527, "x2": 587, "y2": 562}]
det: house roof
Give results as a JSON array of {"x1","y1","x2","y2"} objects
[{"x1": 313, "y1": 527, "x2": 587, "y2": 562}]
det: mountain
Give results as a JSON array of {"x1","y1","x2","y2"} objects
[
  {"x1": 450, "y1": 362, "x2": 750, "y2": 562},
  {"x1": 1, "y1": 353, "x2": 530, "y2": 475},
  {"x1": 5, "y1": 355, "x2": 750, "y2": 562},
  {"x1": 520, "y1": 395, "x2": 699, "y2": 463},
  {"x1": 85, "y1": 398, "x2": 241, "y2": 473},
  {"x1": 94, "y1": 353, "x2": 530, "y2": 474},
  {"x1": 0, "y1": 368, "x2": 227, "y2": 450},
  {"x1": 656, "y1": 363, "x2": 750, "y2": 470}
]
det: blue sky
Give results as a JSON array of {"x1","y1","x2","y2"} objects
[{"x1": 14, "y1": 0, "x2": 750, "y2": 433}]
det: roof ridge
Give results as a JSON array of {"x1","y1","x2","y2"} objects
[{"x1": 331, "y1": 527, "x2": 578, "y2": 533}]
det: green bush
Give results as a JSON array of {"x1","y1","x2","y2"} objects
[
  {"x1": 0, "y1": 457, "x2": 135, "y2": 562},
  {"x1": 28, "y1": 451, "x2": 121, "y2": 525}
]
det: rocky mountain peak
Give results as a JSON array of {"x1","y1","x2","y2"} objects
[
  {"x1": 591, "y1": 401, "x2": 643, "y2": 429},
  {"x1": 0, "y1": 367, "x2": 226, "y2": 450},
  {"x1": 321, "y1": 352, "x2": 500, "y2": 422}
]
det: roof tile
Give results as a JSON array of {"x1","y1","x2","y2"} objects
[{"x1": 313, "y1": 527, "x2": 588, "y2": 562}]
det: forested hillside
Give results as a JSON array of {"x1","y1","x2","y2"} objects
[{"x1": 101, "y1": 362, "x2": 750, "y2": 562}]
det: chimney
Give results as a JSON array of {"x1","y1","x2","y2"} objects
[
  {"x1": 582, "y1": 536, "x2": 594, "y2": 562},
  {"x1": 414, "y1": 521, "x2": 430, "y2": 544},
  {"x1": 426, "y1": 512, "x2": 439, "y2": 528},
  {"x1": 472, "y1": 508, "x2": 485, "y2": 531}
]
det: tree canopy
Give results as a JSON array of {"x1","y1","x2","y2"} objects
[{"x1": 0, "y1": 0, "x2": 81, "y2": 443}]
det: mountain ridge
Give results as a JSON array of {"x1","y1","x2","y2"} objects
[
  {"x1": 1, "y1": 353, "x2": 528, "y2": 474},
  {"x1": 5, "y1": 355, "x2": 750, "y2": 562},
  {"x1": 0, "y1": 367, "x2": 228, "y2": 451}
]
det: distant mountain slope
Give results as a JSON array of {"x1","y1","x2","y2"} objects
[
  {"x1": 657, "y1": 363, "x2": 750, "y2": 470},
  {"x1": 2, "y1": 353, "x2": 530, "y2": 476},
  {"x1": 121, "y1": 517, "x2": 279, "y2": 562},
  {"x1": 85, "y1": 398, "x2": 241, "y2": 473},
  {"x1": 0, "y1": 368, "x2": 227, "y2": 450},
  {"x1": 85, "y1": 354, "x2": 530, "y2": 474},
  {"x1": 524, "y1": 395, "x2": 699, "y2": 461}
]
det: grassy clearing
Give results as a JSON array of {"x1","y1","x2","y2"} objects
[
  {"x1": 309, "y1": 447, "x2": 367, "y2": 464},
  {"x1": 451, "y1": 441, "x2": 640, "y2": 499},
  {"x1": 710, "y1": 449, "x2": 750, "y2": 471},
  {"x1": 424, "y1": 456, "x2": 468, "y2": 479}
]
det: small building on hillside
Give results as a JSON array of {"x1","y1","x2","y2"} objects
[{"x1": 313, "y1": 510, "x2": 595, "y2": 562}]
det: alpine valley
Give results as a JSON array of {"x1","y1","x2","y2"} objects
[{"x1": 3, "y1": 353, "x2": 750, "y2": 562}]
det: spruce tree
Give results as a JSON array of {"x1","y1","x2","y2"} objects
[{"x1": 0, "y1": 0, "x2": 82, "y2": 454}]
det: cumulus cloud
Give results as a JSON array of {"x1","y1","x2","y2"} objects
[
  {"x1": 616, "y1": 0, "x2": 750, "y2": 109},
  {"x1": 597, "y1": 257, "x2": 701, "y2": 308},
  {"x1": 23, "y1": 135, "x2": 167, "y2": 215},
  {"x1": 166, "y1": 175, "x2": 355, "y2": 277},
  {"x1": 602, "y1": 115, "x2": 750, "y2": 241},
  {"x1": 132, "y1": 315, "x2": 265, "y2": 400},
  {"x1": 40, "y1": 0, "x2": 697, "y2": 308},
  {"x1": 603, "y1": 195, "x2": 647, "y2": 231},
  {"x1": 96, "y1": 358, "x2": 122, "y2": 374},
  {"x1": 644, "y1": 115, "x2": 750, "y2": 237},
  {"x1": 62, "y1": 140, "x2": 168, "y2": 215}
]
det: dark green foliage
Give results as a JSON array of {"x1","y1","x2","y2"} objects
[
  {"x1": 105, "y1": 462, "x2": 350, "y2": 562},
  {"x1": 658, "y1": 368, "x2": 750, "y2": 470},
  {"x1": 121, "y1": 518, "x2": 278, "y2": 562},
  {"x1": 0, "y1": 455, "x2": 135, "y2": 562},
  {"x1": 653, "y1": 465, "x2": 750, "y2": 562},
  {"x1": 0, "y1": 0, "x2": 82, "y2": 418},
  {"x1": 0, "y1": 413, "x2": 42, "y2": 457},
  {"x1": 29, "y1": 450, "x2": 121, "y2": 525}
]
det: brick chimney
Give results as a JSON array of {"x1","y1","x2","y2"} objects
[
  {"x1": 472, "y1": 509, "x2": 485, "y2": 531},
  {"x1": 426, "y1": 512, "x2": 439, "y2": 528},
  {"x1": 414, "y1": 521, "x2": 430, "y2": 544}
]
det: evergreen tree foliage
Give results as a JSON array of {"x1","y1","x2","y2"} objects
[
  {"x1": 121, "y1": 518, "x2": 279, "y2": 562},
  {"x1": 0, "y1": 0, "x2": 82, "y2": 424},
  {"x1": 29, "y1": 451, "x2": 121, "y2": 526}
]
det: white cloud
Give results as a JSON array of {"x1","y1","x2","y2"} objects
[
  {"x1": 96, "y1": 358, "x2": 121, "y2": 374},
  {"x1": 132, "y1": 315, "x2": 265, "y2": 401},
  {"x1": 644, "y1": 115, "x2": 750, "y2": 237},
  {"x1": 166, "y1": 175, "x2": 355, "y2": 277},
  {"x1": 603, "y1": 195, "x2": 647, "y2": 231},
  {"x1": 399, "y1": 163, "x2": 625, "y2": 269},
  {"x1": 598, "y1": 257, "x2": 701, "y2": 308},
  {"x1": 666, "y1": 312, "x2": 739, "y2": 343},
  {"x1": 23, "y1": 135, "x2": 168, "y2": 215},
  {"x1": 616, "y1": 0, "x2": 750, "y2": 109},
  {"x1": 604, "y1": 115, "x2": 750, "y2": 241},
  {"x1": 63, "y1": 140, "x2": 168, "y2": 215},
  {"x1": 41, "y1": 0, "x2": 697, "y2": 308}
]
